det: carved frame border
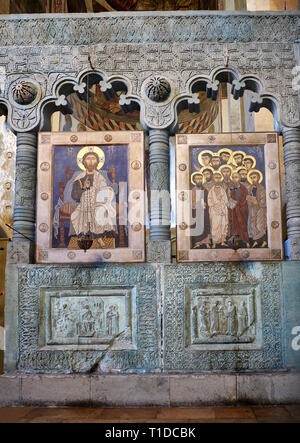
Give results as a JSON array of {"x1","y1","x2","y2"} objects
[
  {"x1": 39, "y1": 286, "x2": 137, "y2": 351},
  {"x1": 36, "y1": 131, "x2": 145, "y2": 263},
  {"x1": 185, "y1": 282, "x2": 262, "y2": 351},
  {"x1": 175, "y1": 132, "x2": 283, "y2": 262}
]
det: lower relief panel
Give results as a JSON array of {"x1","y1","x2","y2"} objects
[
  {"x1": 16, "y1": 262, "x2": 283, "y2": 373},
  {"x1": 163, "y1": 263, "x2": 283, "y2": 371},
  {"x1": 17, "y1": 264, "x2": 160, "y2": 374}
]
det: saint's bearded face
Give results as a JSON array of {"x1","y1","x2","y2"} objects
[
  {"x1": 203, "y1": 171, "x2": 213, "y2": 182},
  {"x1": 234, "y1": 155, "x2": 243, "y2": 166},
  {"x1": 221, "y1": 169, "x2": 231, "y2": 180},
  {"x1": 232, "y1": 173, "x2": 240, "y2": 186},
  {"x1": 211, "y1": 157, "x2": 221, "y2": 169},
  {"x1": 244, "y1": 160, "x2": 254, "y2": 170},
  {"x1": 214, "y1": 174, "x2": 222, "y2": 184},
  {"x1": 194, "y1": 175, "x2": 203, "y2": 187},
  {"x1": 250, "y1": 174, "x2": 259, "y2": 185},
  {"x1": 83, "y1": 154, "x2": 99, "y2": 172},
  {"x1": 239, "y1": 170, "x2": 248, "y2": 182},
  {"x1": 202, "y1": 155, "x2": 211, "y2": 166},
  {"x1": 220, "y1": 153, "x2": 230, "y2": 164}
]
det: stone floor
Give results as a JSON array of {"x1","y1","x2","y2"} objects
[{"x1": 0, "y1": 406, "x2": 299, "y2": 423}]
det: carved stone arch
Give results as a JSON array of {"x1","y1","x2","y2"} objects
[
  {"x1": 0, "y1": 98, "x2": 10, "y2": 128},
  {"x1": 170, "y1": 67, "x2": 281, "y2": 134},
  {"x1": 39, "y1": 69, "x2": 140, "y2": 131},
  {"x1": 39, "y1": 69, "x2": 105, "y2": 131},
  {"x1": 105, "y1": 74, "x2": 141, "y2": 114},
  {"x1": 211, "y1": 67, "x2": 280, "y2": 131}
]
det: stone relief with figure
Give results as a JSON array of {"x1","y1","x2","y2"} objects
[{"x1": 185, "y1": 283, "x2": 262, "y2": 351}]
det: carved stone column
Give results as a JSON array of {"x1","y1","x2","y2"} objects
[
  {"x1": 9, "y1": 132, "x2": 37, "y2": 262},
  {"x1": 147, "y1": 129, "x2": 171, "y2": 263},
  {"x1": 282, "y1": 127, "x2": 300, "y2": 260}
]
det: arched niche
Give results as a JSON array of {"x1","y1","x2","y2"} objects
[
  {"x1": 39, "y1": 70, "x2": 141, "y2": 132},
  {"x1": 170, "y1": 67, "x2": 281, "y2": 134}
]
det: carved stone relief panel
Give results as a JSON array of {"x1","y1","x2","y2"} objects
[
  {"x1": 186, "y1": 283, "x2": 262, "y2": 351},
  {"x1": 39, "y1": 288, "x2": 136, "y2": 351},
  {"x1": 163, "y1": 263, "x2": 282, "y2": 371},
  {"x1": 17, "y1": 264, "x2": 160, "y2": 373}
]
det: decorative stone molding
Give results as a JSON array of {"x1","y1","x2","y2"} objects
[
  {"x1": 6, "y1": 241, "x2": 33, "y2": 264},
  {"x1": 163, "y1": 263, "x2": 283, "y2": 371},
  {"x1": 147, "y1": 240, "x2": 171, "y2": 264},
  {"x1": 9, "y1": 264, "x2": 159, "y2": 374},
  {"x1": 10, "y1": 80, "x2": 39, "y2": 106},
  {"x1": 187, "y1": 283, "x2": 261, "y2": 351},
  {"x1": 0, "y1": 12, "x2": 298, "y2": 46},
  {"x1": 0, "y1": 13, "x2": 298, "y2": 132}
]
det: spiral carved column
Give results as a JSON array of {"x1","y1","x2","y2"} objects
[
  {"x1": 13, "y1": 132, "x2": 37, "y2": 244},
  {"x1": 282, "y1": 126, "x2": 300, "y2": 260},
  {"x1": 147, "y1": 129, "x2": 171, "y2": 263}
]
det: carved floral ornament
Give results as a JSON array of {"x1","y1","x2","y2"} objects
[
  {"x1": 144, "y1": 76, "x2": 171, "y2": 103},
  {"x1": 8, "y1": 78, "x2": 42, "y2": 108}
]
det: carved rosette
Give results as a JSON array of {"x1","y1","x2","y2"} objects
[
  {"x1": 11, "y1": 81, "x2": 38, "y2": 106},
  {"x1": 145, "y1": 76, "x2": 171, "y2": 102}
]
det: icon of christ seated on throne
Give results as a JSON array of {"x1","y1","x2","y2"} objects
[{"x1": 53, "y1": 146, "x2": 120, "y2": 249}]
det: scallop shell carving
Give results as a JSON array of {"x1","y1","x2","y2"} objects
[{"x1": 145, "y1": 76, "x2": 171, "y2": 102}]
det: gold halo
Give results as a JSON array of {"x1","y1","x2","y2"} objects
[
  {"x1": 232, "y1": 150, "x2": 246, "y2": 164},
  {"x1": 198, "y1": 150, "x2": 214, "y2": 167},
  {"x1": 200, "y1": 166, "x2": 215, "y2": 183},
  {"x1": 200, "y1": 166, "x2": 214, "y2": 174},
  {"x1": 220, "y1": 164, "x2": 233, "y2": 175},
  {"x1": 191, "y1": 171, "x2": 203, "y2": 186},
  {"x1": 218, "y1": 148, "x2": 232, "y2": 157},
  {"x1": 213, "y1": 171, "x2": 224, "y2": 181},
  {"x1": 77, "y1": 146, "x2": 105, "y2": 171},
  {"x1": 236, "y1": 166, "x2": 247, "y2": 173},
  {"x1": 243, "y1": 155, "x2": 257, "y2": 169},
  {"x1": 247, "y1": 169, "x2": 263, "y2": 184}
]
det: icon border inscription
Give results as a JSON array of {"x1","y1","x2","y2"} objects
[{"x1": 175, "y1": 132, "x2": 283, "y2": 262}]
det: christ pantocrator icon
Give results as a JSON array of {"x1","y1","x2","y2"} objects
[{"x1": 70, "y1": 146, "x2": 117, "y2": 246}]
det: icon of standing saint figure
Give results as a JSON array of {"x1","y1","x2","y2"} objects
[{"x1": 190, "y1": 146, "x2": 268, "y2": 250}]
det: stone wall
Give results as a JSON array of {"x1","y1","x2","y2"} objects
[
  {"x1": 1, "y1": 12, "x2": 300, "y2": 405},
  {"x1": 5, "y1": 262, "x2": 299, "y2": 374}
]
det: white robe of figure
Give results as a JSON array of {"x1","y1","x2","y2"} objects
[
  {"x1": 71, "y1": 170, "x2": 117, "y2": 236},
  {"x1": 208, "y1": 185, "x2": 228, "y2": 244}
]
